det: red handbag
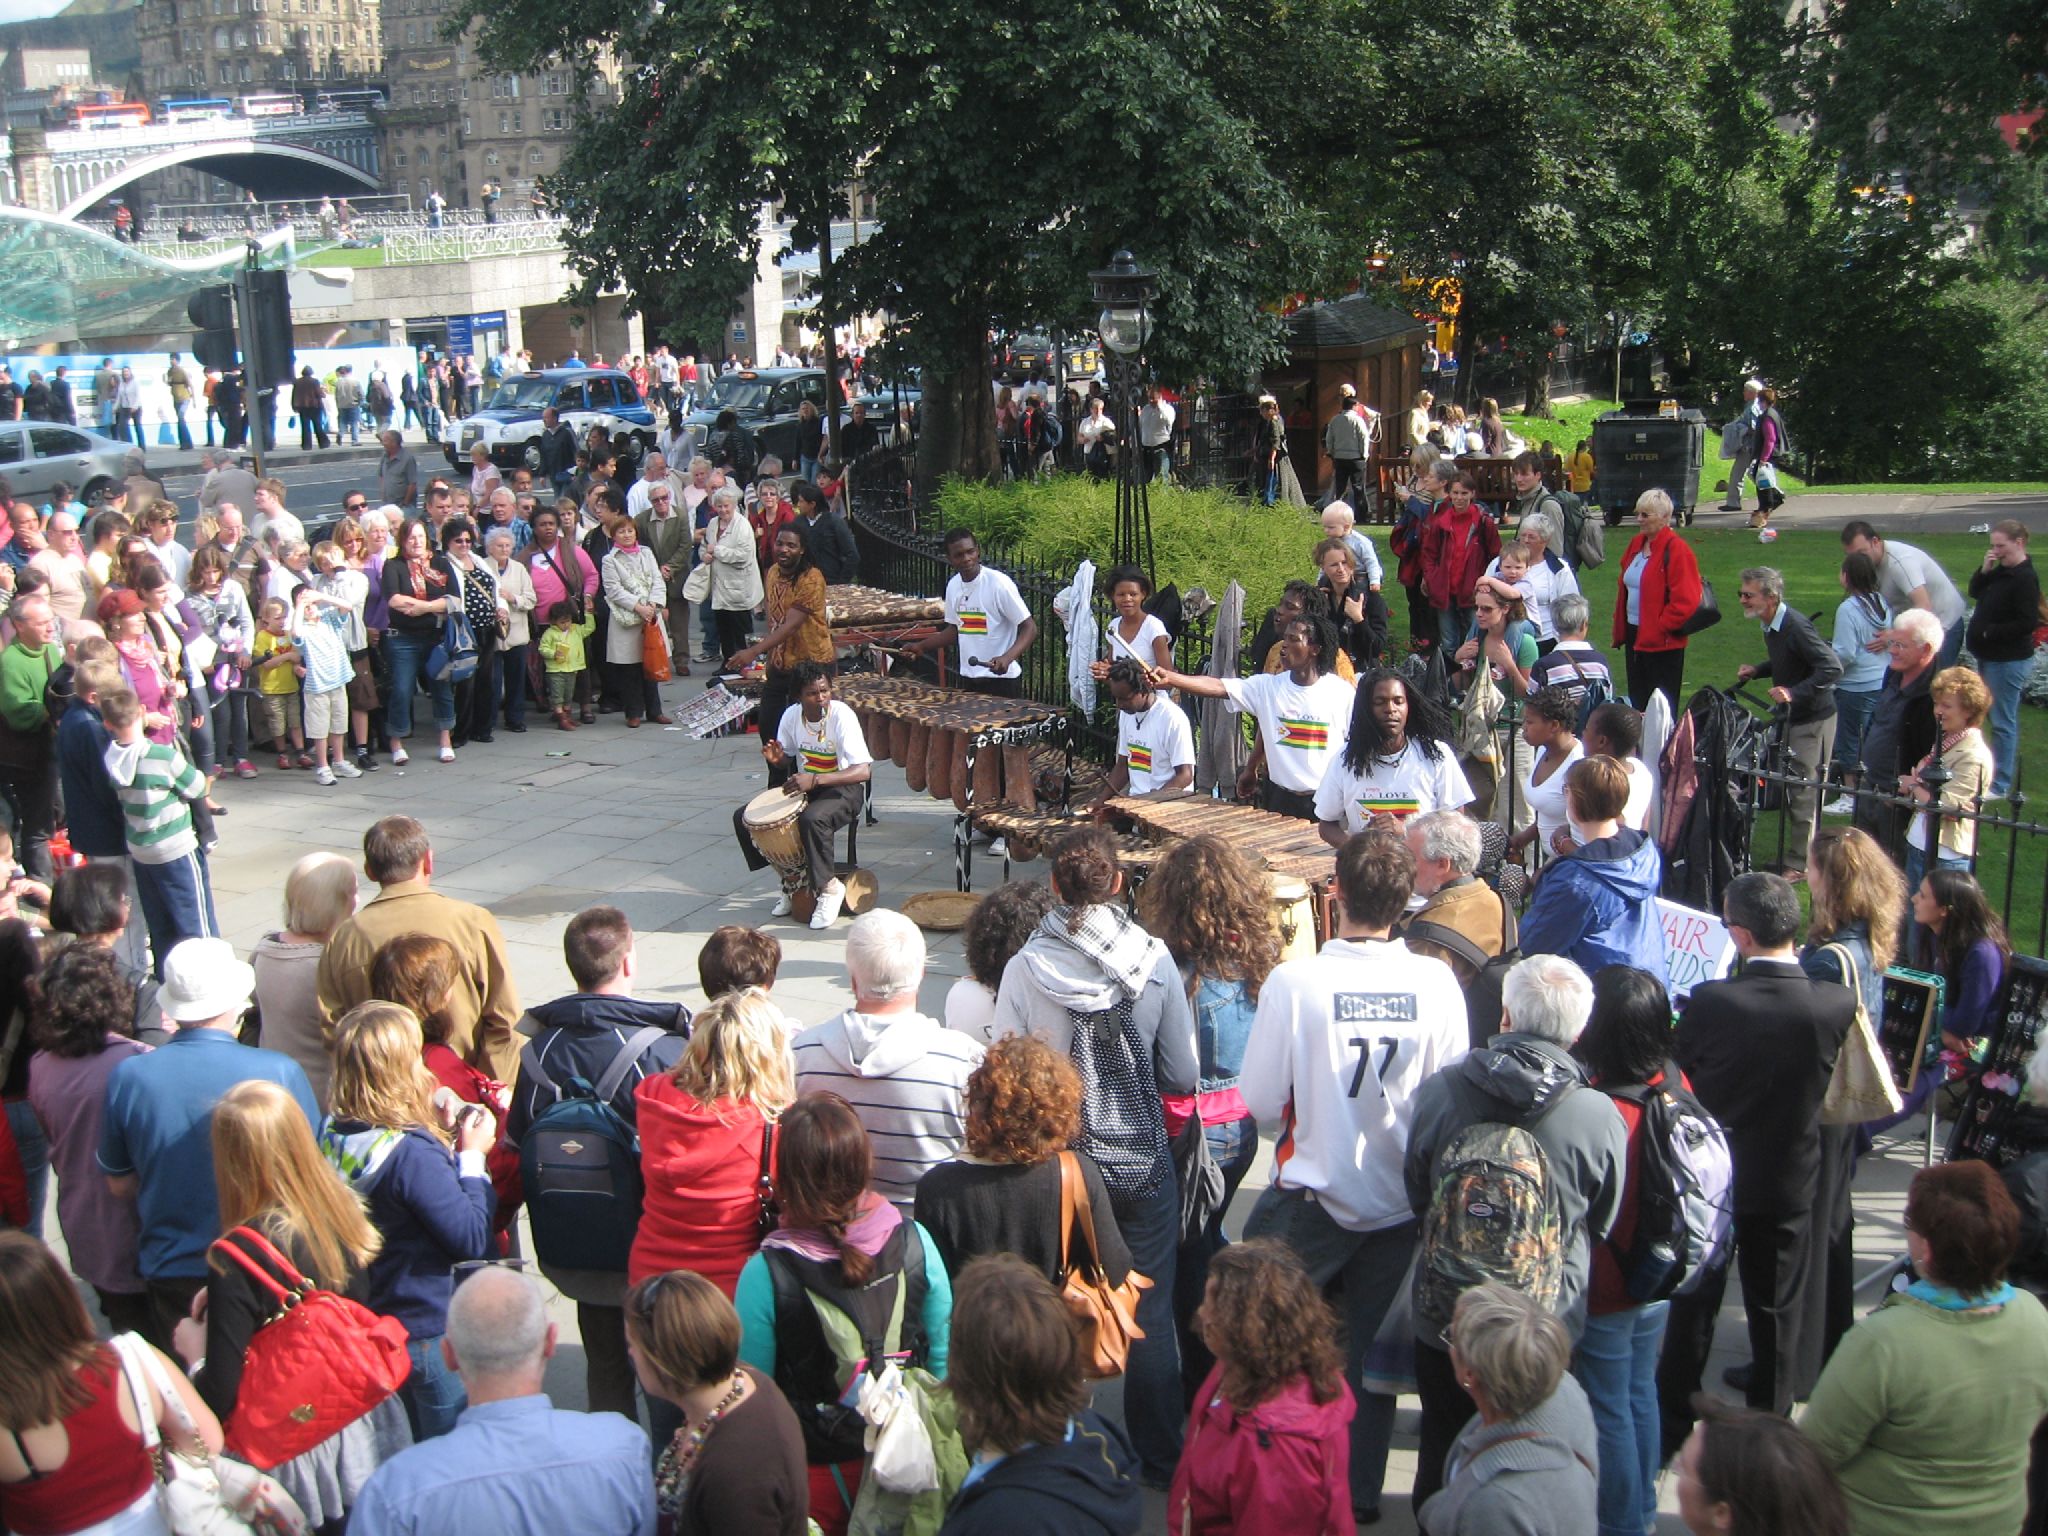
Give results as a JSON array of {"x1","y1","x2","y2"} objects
[{"x1": 209, "y1": 1226, "x2": 412, "y2": 1469}]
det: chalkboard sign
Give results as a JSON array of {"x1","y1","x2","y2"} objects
[
  {"x1": 1948, "y1": 954, "x2": 2048, "y2": 1167},
  {"x1": 1878, "y1": 967, "x2": 1944, "y2": 1099}
]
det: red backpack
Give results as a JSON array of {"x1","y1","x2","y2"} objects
[{"x1": 209, "y1": 1226, "x2": 411, "y2": 1469}]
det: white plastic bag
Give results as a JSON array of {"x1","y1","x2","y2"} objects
[{"x1": 856, "y1": 1361, "x2": 938, "y2": 1494}]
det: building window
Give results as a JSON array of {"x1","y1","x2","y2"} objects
[
  {"x1": 393, "y1": 149, "x2": 406, "y2": 166},
  {"x1": 240, "y1": 59, "x2": 252, "y2": 80},
  {"x1": 528, "y1": 146, "x2": 543, "y2": 164},
  {"x1": 233, "y1": 23, "x2": 246, "y2": 43},
  {"x1": 497, "y1": 110, "x2": 508, "y2": 132}
]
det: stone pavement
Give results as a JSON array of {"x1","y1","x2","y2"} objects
[
  {"x1": 1694, "y1": 489, "x2": 2048, "y2": 533},
  {"x1": 61, "y1": 694, "x2": 1936, "y2": 1532}
]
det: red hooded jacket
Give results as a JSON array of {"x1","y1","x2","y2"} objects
[
  {"x1": 1167, "y1": 1364, "x2": 1356, "y2": 1536},
  {"x1": 1613, "y1": 525, "x2": 1703, "y2": 653},
  {"x1": 1421, "y1": 502, "x2": 1501, "y2": 610}
]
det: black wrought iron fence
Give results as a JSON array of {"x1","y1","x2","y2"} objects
[{"x1": 848, "y1": 479, "x2": 1220, "y2": 765}]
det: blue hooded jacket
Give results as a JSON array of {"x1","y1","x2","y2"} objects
[{"x1": 1518, "y1": 829, "x2": 1669, "y2": 977}]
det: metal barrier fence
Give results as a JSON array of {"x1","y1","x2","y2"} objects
[{"x1": 847, "y1": 474, "x2": 1218, "y2": 763}]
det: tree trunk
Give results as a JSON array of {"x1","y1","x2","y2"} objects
[
  {"x1": 1523, "y1": 350, "x2": 1553, "y2": 419},
  {"x1": 914, "y1": 325, "x2": 998, "y2": 509}
]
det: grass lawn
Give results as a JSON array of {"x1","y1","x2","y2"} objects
[
  {"x1": 1504, "y1": 398, "x2": 2048, "y2": 502},
  {"x1": 1574, "y1": 526, "x2": 2048, "y2": 949},
  {"x1": 302, "y1": 246, "x2": 387, "y2": 268}
]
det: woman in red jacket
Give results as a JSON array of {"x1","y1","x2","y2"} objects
[
  {"x1": 631, "y1": 986, "x2": 794, "y2": 1297},
  {"x1": 1611, "y1": 488, "x2": 1702, "y2": 712},
  {"x1": 1421, "y1": 470, "x2": 1502, "y2": 659},
  {"x1": 1169, "y1": 1238, "x2": 1356, "y2": 1536}
]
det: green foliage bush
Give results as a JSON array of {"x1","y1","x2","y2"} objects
[{"x1": 934, "y1": 473, "x2": 1326, "y2": 623}]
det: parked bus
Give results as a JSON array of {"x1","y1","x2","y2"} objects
[
  {"x1": 161, "y1": 97, "x2": 233, "y2": 123},
  {"x1": 235, "y1": 93, "x2": 303, "y2": 118},
  {"x1": 315, "y1": 89, "x2": 386, "y2": 113},
  {"x1": 67, "y1": 101, "x2": 152, "y2": 129}
]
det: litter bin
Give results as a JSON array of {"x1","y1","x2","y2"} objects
[{"x1": 1592, "y1": 401, "x2": 1706, "y2": 526}]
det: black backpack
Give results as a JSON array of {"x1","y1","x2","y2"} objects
[
  {"x1": 516, "y1": 1025, "x2": 668, "y2": 1273},
  {"x1": 763, "y1": 1220, "x2": 930, "y2": 1464}
]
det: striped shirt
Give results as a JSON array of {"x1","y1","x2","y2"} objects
[
  {"x1": 791, "y1": 1009, "x2": 984, "y2": 1212},
  {"x1": 105, "y1": 740, "x2": 205, "y2": 865}
]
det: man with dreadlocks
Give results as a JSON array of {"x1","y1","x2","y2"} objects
[
  {"x1": 1312, "y1": 668, "x2": 1472, "y2": 850},
  {"x1": 1152, "y1": 610, "x2": 1353, "y2": 820}
]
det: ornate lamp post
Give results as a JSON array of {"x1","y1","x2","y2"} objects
[{"x1": 1090, "y1": 249, "x2": 1158, "y2": 579}]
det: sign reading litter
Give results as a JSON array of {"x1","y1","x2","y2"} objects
[{"x1": 1656, "y1": 899, "x2": 1736, "y2": 1001}]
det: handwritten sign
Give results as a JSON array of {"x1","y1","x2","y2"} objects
[{"x1": 1656, "y1": 899, "x2": 1736, "y2": 1001}]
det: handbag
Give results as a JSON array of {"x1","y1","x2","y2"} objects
[
  {"x1": 1664, "y1": 539, "x2": 1722, "y2": 636},
  {"x1": 755, "y1": 1120, "x2": 780, "y2": 1241},
  {"x1": 1170, "y1": 1111, "x2": 1224, "y2": 1246},
  {"x1": 641, "y1": 612, "x2": 673, "y2": 683},
  {"x1": 108, "y1": 1333, "x2": 308, "y2": 1536},
  {"x1": 1056, "y1": 1151, "x2": 1152, "y2": 1379},
  {"x1": 426, "y1": 611, "x2": 479, "y2": 684},
  {"x1": 205, "y1": 1227, "x2": 413, "y2": 1470},
  {"x1": 681, "y1": 558, "x2": 712, "y2": 605},
  {"x1": 1819, "y1": 943, "x2": 1903, "y2": 1124}
]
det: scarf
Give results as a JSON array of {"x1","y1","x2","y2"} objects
[
  {"x1": 1905, "y1": 1277, "x2": 2015, "y2": 1311},
  {"x1": 761, "y1": 1189, "x2": 900, "y2": 1263},
  {"x1": 1044, "y1": 903, "x2": 1165, "y2": 1001}
]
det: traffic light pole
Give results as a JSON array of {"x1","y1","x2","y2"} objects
[{"x1": 235, "y1": 256, "x2": 267, "y2": 478}]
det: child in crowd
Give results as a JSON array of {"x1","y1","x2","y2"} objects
[
  {"x1": 99, "y1": 685, "x2": 217, "y2": 965},
  {"x1": 1318, "y1": 501, "x2": 1383, "y2": 595},
  {"x1": 538, "y1": 598, "x2": 594, "y2": 732},
  {"x1": 251, "y1": 595, "x2": 309, "y2": 768},
  {"x1": 293, "y1": 548, "x2": 361, "y2": 786}
]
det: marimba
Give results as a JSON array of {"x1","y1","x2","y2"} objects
[{"x1": 1100, "y1": 793, "x2": 1339, "y2": 949}]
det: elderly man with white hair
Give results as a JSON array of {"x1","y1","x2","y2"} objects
[
  {"x1": 1397, "y1": 811, "x2": 1512, "y2": 1030},
  {"x1": 348, "y1": 1265, "x2": 653, "y2": 1535},
  {"x1": 791, "y1": 907, "x2": 985, "y2": 1211},
  {"x1": 1402, "y1": 951, "x2": 1627, "y2": 1509},
  {"x1": 1853, "y1": 603, "x2": 1943, "y2": 859}
]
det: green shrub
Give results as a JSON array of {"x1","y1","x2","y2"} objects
[{"x1": 934, "y1": 473, "x2": 1325, "y2": 623}]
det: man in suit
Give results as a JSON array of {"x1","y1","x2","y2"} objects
[
  {"x1": 1664, "y1": 872, "x2": 1855, "y2": 1433},
  {"x1": 1735, "y1": 567, "x2": 1842, "y2": 872}
]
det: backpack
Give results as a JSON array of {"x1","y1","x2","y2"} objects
[
  {"x1": 1604, "y1": 1067, "x2": 1734, "y2": 1300},
  {"x1": 1554, "y1": 649, "x2": 1613, "y2": 737},
  {"x1": 516, "y1": 1024, "x2": 668, "y2": 1273},
  {"x1": 1403, "y1": 903, "x2": 1520, "y2": 1053},
  {"x1": 763, "y1": 1220, "x2": 931, "y2": 1464},
  {"x1": 1544, "y1": 490, "x2": 1602, "y2": 570},
  {"x1": 1066, "y1": 991, "x2": 1169, "y2": 1200},
  {"x1": 1414, "y1": 1074, "x2": 1571, "y2": 1340}
]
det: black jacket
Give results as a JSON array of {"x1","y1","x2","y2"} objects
[
  {"x1": 1754, "y1": 603, "x2": 1841, "y2": 722},
  {"x1": 795, "y1": 510, "x2": 860, "y2": 585},
  {"x1": 537, "y1": 423, "x2": 579, "y2": 481},
  {"x1": 1854, "y1": 661, "x2": 1938, "y2": 860},
  {"x1": 504, "y1": 992, "x2": 691, "y2": 1145},
  {"x1": 937, "y1": 1410, "x2": 1141, "y2": 1536},
  {"x1": 1968, "y1": 557, "x2": 2042, "y2": 664},
  {"x1": 1674, "y1": 958, "x2": 1855, "y2": 1215}
]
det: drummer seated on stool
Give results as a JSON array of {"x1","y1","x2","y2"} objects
[{"x1": 761, "y1": 661, "x2": 872, "y2": 929}]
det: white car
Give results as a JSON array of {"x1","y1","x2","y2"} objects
[{"x1": 442, "y1": 366, "x2": 658, "y2": 472}]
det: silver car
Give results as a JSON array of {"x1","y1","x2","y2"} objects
[{"x1": 0, "y1": 420, "x2": 134, "y2": 505}]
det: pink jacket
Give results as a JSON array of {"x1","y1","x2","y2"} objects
[{"x1": 1167, "y1": 1364, "x2": 1356, "y2": 1536}]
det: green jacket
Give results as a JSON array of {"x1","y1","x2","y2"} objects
[
  {"x1": 0, "y1": 639, "x2": 60, "y2": 739},
  {"x1": 1801, "y1": 1288, "x2": 2048, "y2": 1536}
]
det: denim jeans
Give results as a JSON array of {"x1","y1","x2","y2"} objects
[
  {"x1": 4, "y1": 1097, "x2": 49, "y2": 1238},
  {"x1": 1979, "y1": 655, "x2": 2029, "y2": 797},
  {"x1": 1439, "y1": 605, "x2": 1476, "y2": 656},
  {"x1": 209, "y1": 687, "x2": 249, "y2": 767},
  {"x1": 1174, "y1": 1114, "x2": 1259, "y2": 1400},
  {"x1": 1107, "y1": 1167, "x2": 1183, "y2": 1485},
  {"x1": 1573, "y1": 1302, "x2": 1670, "y2": 1536},
  {"x1": 1831, "y1": 687, "x2": 1880, "y2": 776},
  {"x1": 1243, "y1": 1186, "x2": 1416, "y2": 1515},
  {"x1": 383, "y1": 629, "x2": 455, "y2": 739},
  {"x1": 403, "y1": 1333, "x2": 468, "y2": 1440}
]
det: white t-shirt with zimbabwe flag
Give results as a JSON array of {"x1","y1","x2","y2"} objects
[
  {"x1": 775, "y1": 699, "x2": 873, "y2": 777},
  {"x1": 1312, "y1": 737, "x2": 1473, "y2": 836},
  {"x1": 944, "y1": 566, "x2": 1032, "y2": 680},
  {"x1": 1115, "y1": 695, "x2": 1196, "y2": 794},
  {"x1": 1219, "y1": 671, "x2": 1355, "y2": 795}
]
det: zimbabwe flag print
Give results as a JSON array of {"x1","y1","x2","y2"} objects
[
  {"x1": 800, "y1": 746, "x2": 839, "y2": 774},
  {"x1": 1276, "y1": 716, "x2": 1329, "y2": 751}
]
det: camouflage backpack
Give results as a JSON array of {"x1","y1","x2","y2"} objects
[{"x1": 1413, "y1": 1078, "x2": 1569, "y2": 1340}]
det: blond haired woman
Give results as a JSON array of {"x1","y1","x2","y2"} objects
[
  {"x1": 173, "y1": 1081, "x2": 410, "y2": 1526},
  {"x1": 319, "y1": 1001, "x2": 494, "y2": 1440},
  {"x1": 631, "y1": 986, "x2": 794, "y2": 1298},
  {"x1": 1902, "y1": 664, "x2": 1996, "y2": 895},
  {"x1": 253, "y1": 852, "x2": 360, "y2": 1111},
  {"x1": 0, "y1": 1230, "x2": 224, "y2": 1536}
]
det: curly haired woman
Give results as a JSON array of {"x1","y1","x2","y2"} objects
[{"x1": 1167, "y1": 1238, "x2": 1355, "y2": 1536}]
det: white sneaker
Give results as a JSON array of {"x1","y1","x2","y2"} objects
[
  {"x1": 810, "y1": 882, "x2": 846, "y2": 929},
  {"x1": 438, "y1": 746, "x2": 457, "y2": 763},
  {"x1": 1822, "y1": 794, "x2": 1856, "y2": 817},
  {"x1": 769, "y1": 890, "x2": 793, "y2": 918},
  {"x1": 332, "y1": 757, "x2": 363, "y2": 780},
  {"x1": 987, "y1": 837, "x2": 1009, "y2": 860},
  {"x1": 313, "y1": 766, "x2": 337, "y2": 786},
  {"x1": 390, "y1": 745, "x2": 409, "y2": 766}
]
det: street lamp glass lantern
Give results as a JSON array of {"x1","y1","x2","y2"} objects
[{"x1": 1089, "y1": 249, "x2": 1157, "y2": 358}]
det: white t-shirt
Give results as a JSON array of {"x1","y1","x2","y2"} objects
[
  {"x1": 1313, "y1": 739, "x2": 1472, "y2": 834},
  {"x1": 1484, "y1": 551, "x2": 1579, "y2": 640},
  {"x1": 1220, "y1": 671, "x2": 1355, "y2": 794},
  {"x1": 1077, "y1": 412, "x2": 1116, "y2": 448},
  {"x1": 1104, "y1": 613, "x2": 1170, "y2": 669},
  {"x1": 944, "y1": 977, "x2": 998, "y2": 1044},
  {"x1": 1116, "y1": 695, "x2": 1196, "y2": 794},
  {"x1": 1621, "y1": 756, "x2": 1652, "y2": 831},
  {"x1": 1525, "y1": 740, "x2": 1585, "y2": 856},
  {"x1": 1239, "y1": 937, "x2": 1470, "y2": 1232},
  {"x1": 945, "y1": 566, "x2": 1032, "y2": 680},
  {"x1": 775, "y1": 699, "x2": 873, "y2": 777},
  {"x1": 1877, "y1": 540, "x2": 1966, "y2": 632}
]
